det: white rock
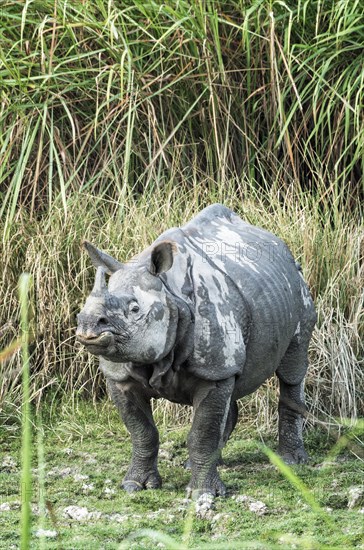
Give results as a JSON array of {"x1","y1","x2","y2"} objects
[
  {"x1": 59, "y1": 467, "x2": 73, "y2": 477},
  {"x1": 211, "y1": 512, "x2": 230, "y2": 523},
  {"x1": 235, "y1": 494, "x2": 249, "y2": 503},
  {"x1": 279, "y1": 533, "x2": 299, "y2": 547},
  {"x1": 211, "y1": 513, "x2": 231, "y2": 529},
  {"x1": 48, "y1": 467, "x2": 74, "y2": 478},
  {"x1": 0, "y1": 501, "x2": 20, "y2": 511},
  {"x1": 235, "y1": 494, "x2": 268, "y2": 515},
  {"x1": 90, "y1": 511, "x2": 102, "y2": 520},
  {"x1": 1, "y1": 456, "x2": 17, "y2": 470},
  {"x1": 64, "y1": 505, "x2": 88, "y2": 520},
  {"x1": 177, "y1": 498, "x2": 190, "y2": 511},
  {"x1": 146, "y1": 509, "x2": 166, "y2": 519},
  {"x1": 348, "y1": 486, "x2": 364, "y2": 509},
  {"x1": 195, "y1": 493, "x2": 215, "y2": 519},
  {"x1": 248, "y1": 500, "x2": 267, "y2": 515},
  {"x1": 73, "y1": 473, "x2": 89, "y2": 482},
  {"x1": 31, "y1": 504, "x2": 40, "y2": 515},
  {"x1": 196, "y1": 493, "x2": 214, "y2": 506},
  {"x1": 108, "y1": 513, "x2": 129, "y2": 523},
  {"x1": 63, "y1": 507, "x2": 101, "y2": 521},
  {"x1": 159, "y1": 448, "x2": 173, "y2": 460},
  {"x1": 35, "y1": 529, "x2": 57, "y2": 538}
]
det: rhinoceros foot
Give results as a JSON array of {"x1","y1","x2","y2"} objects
[
  {"x1": 122, "y1": 470, "x2": 162, "y2": 493},
  {"x1": 279, "y1": 447, "x2": 309, "y2": 465},
  {"x1": 186, "y1": 473, "x2": 226, "y2": 500}
]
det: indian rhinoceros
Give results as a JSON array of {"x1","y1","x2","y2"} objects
[{"x1": 76, "y1": 204, "x2": 316, "y2": 498}]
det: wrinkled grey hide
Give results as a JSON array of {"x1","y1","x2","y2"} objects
[{"x1": 76, "y1": 204, "x2": 316, "y2": 498}]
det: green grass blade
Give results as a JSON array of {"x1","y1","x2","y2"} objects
[
  {"x1": 262, "y1": 446, "x2": 329, "y2": 520},
  {"x1": 19, "y1": 273, "x2": 33, "y2": 550}
]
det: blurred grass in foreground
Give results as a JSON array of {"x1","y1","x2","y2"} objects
[{"x1": 19, "y1": 273, "x2": 32, "y2": 550}]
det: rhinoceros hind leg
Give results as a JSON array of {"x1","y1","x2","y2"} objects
[
  {"x1": 222, "y1": 400, "x2": 239, "y2": 445},
  {"x1": 277, "y1": 378, "x2": 309, "y2": 465}
]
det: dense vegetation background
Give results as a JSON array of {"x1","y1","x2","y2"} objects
[{"x1": 0, "y1": 0, "x2": 363, "y2": 425}]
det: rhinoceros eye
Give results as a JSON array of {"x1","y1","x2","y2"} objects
[{"x1": 130, "y1": 303, "x2": 140, "y2": 314}]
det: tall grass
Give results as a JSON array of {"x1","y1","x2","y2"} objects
[
  {"x1": 0, "y1": 0, "x2": 363, "y2": 219},
  {"x1": 0, "y1": 1, "x2": 363, "y2": 423}
]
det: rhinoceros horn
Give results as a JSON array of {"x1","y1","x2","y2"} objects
[
  {"x1": 91, "y1": 266, "x2": 108, "y2": 297},
  {"x1": 83, "y1": 241, "x2": 123, "y2": 274}
]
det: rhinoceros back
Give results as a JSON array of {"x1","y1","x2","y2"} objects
[{"x1": 155, "y1": 204, "x2": 315, "y2": 387}]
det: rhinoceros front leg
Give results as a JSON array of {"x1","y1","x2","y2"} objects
[
  {"x1": 187, "y1": 377, "x2": 235, "y2": 499},
  {"x1": 184, "y1": 399, "x2": 238, "y2": 470},
  {"x1": 107, "y1": 379, "x2": 161, "y2": 492}
]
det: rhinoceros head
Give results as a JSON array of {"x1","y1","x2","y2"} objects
[{"x1": 76, "y1": 241, "x2": 178, "y2": 363}]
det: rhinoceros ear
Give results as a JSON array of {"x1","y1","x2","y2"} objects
[
  {"x1": 82, "y1": 241, "x2": 123, "y2": 274},
  {"x1": 150, "y1": 241, "x2": 176, "y2": 275}
]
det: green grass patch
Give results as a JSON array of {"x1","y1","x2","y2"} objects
[{"x1": 0, "y1": 398, "x2": 363, "y2": 549}]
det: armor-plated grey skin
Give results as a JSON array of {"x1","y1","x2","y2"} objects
[{"x1": 76, "y1": 204, "x2": 317, "y2": 498}]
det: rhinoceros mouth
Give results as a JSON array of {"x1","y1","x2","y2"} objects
[{"x1": 76, "y1": 331, "x2": 113, "y2": 349}]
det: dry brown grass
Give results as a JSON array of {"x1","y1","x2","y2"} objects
[{"x1": 1, "y1": 184, "x2": 362, "y2": 427}]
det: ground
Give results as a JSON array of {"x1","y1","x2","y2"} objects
[{"x1": 0, "y1": 399, "x2": 363, "y2": 549}]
